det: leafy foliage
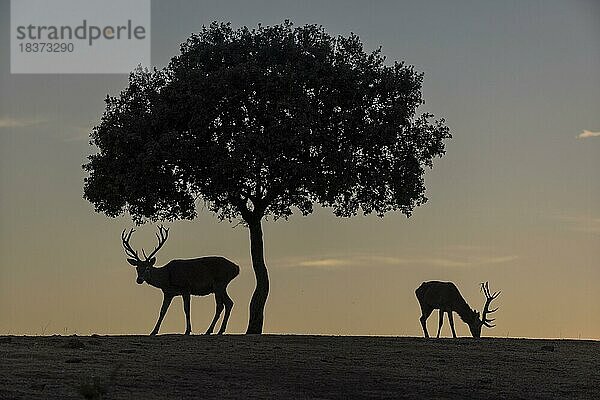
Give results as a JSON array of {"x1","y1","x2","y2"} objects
[{"x1": 84, "y1": 21, "x2": 450, "y2": 225}]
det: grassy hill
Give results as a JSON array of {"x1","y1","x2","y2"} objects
[{"x1": 1, "y1": 335, "x2": 598, "y2": 399}]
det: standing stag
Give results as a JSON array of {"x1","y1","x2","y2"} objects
[
  {"x1": 416, "y1": 281, "x2": 500, "y2": 338},
  {"x1": 121, "y1": 226, "x2": 239, "y2": 335}
]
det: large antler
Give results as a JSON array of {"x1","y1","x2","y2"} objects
[
  {"x1": 142, "y1": 225, "x2": 170, "y2": 261},
  {"x1": 121, "y1": 228, "x2": 141, "y2": 261},
  {"x1": 480, "y1": 281, "x2": 501, "y2": 327}
]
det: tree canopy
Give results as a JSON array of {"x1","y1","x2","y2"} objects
[{"x1": 84, "y1": 21, "x2": 451, "y2": 333}]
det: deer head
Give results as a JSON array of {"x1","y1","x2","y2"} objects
[
  {"x1": 121, "y1": 226, "x2": 169, "y2": 284},
  {"x1": 466, "y1": 281, "x2": 500, "y2": 338}
]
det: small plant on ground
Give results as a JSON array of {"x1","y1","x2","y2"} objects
[{"x1": 76, "y1": 363, "x2": 122, "y2": 400}]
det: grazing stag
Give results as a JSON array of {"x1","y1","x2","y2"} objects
[
  {"x1": 121, "y1": 226, "x2": 239, "y2": 335},
  {"x1": 415, "y1": 281, "x2": 500, "y2": 338}
]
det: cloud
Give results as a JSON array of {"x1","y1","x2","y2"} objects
[
  {"x1": 0, "y1": 116, "x2": 45, "y2": 128},
  {"x1": 554, "y1": 215, "x2": 600, "y2": 234},
  {"x1": 298, "y1": 259, "x2": 352, "y2": 267},
  {"x1": 60, "y1": 124, "x2": 93, "y2": 142},
  {"x1": 0, "y1": 117, "x2": 91, "y2": 142},
  {"x1": 409, "y1": 255, "x2": 517, "y2": 268},
  {"x1": 284, "y1": 253, "x2": 517, "y2": 270},
  {"x1": 577, "y1": 130, "x2": 600, "y2": 139}
]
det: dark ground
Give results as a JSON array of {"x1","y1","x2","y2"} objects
[{"x1": 0, "y1": 335, "x2": 598, "y2": 399}]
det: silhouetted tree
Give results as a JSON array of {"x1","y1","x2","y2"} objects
[{"x1": 83, "y1": 21, "x2": 451, "y2": 334}]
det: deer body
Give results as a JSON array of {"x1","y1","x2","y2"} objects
[
  {"x1": 145, "y1": 257, "x2": 239, "y2": 296},
  {"x1": 416, "y1": 281, "x2": 500, "y2": 338},
  {"x1": 122, "y1": 227, "x2": 239, "y2": 335}
]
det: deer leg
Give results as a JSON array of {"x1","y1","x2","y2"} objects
[
  {"x1": 182, "y1": 292, "x2": 192, "y2": 335},
  {"x1": 217, "y1": 289, "x2": 234, "y2": 335},
  {"x1": 419, "y1": 307, "x2": 433, "y2": 338},
  {"x1": 205, "y1": 292, "x2": 224, "y2": 335},
  {"x1": 436, "y1": 309, "x2": 444, "y2": 338},
  {"x1": 448, "y1": 312, "x2": 457, "y2": 338},
  {"x1": 150, "y1": 294, "x2": 174, "y2": 336}
]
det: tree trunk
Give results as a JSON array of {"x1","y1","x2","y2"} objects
[{"x1": 246, "y1": 218, "x2": 269, "y2": 334}]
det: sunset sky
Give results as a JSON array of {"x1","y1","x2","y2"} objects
[{"x1": 1, "y1": 0, "x2": 598, "y2": 339}]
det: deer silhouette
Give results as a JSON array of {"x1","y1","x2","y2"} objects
[
  {"x1": 416, "y1": 281, "x2": 500, "y2": 338},
  {"x1": 122, "y1": 226, "x2": 239, "y2": 335}
]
